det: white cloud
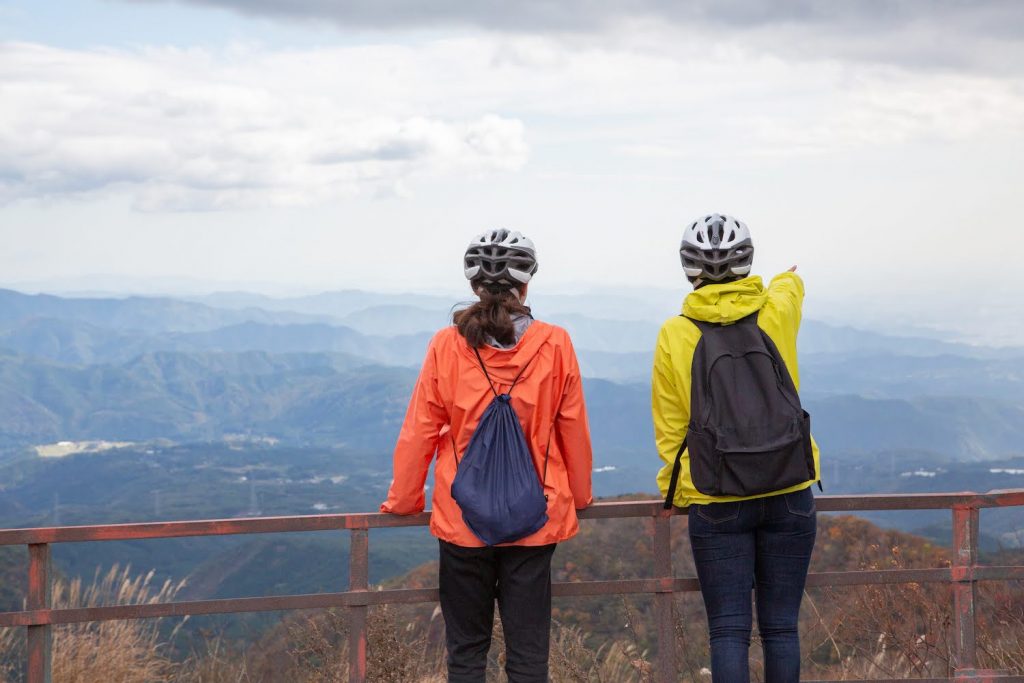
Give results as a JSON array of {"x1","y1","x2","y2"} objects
[
  {"x1": 741, "y1": 68, "x2": 1024, "y2": 158},
  {"x1": 4, "y1": 32, "x2": 1024, "y2": 211},
  {"x1": 0, "y1": 42, "x2": 528, "y2": 211},
  {"x1": 124, "y1": 0, "x2": 1024, "y2": 74},
  {"x1": 3, "y1": 7, "x2": 1024, "y2": 340}
]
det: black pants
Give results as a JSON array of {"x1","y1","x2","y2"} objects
[{"x1": 438, "y1": 540, "x2": 556, "y2": 683}]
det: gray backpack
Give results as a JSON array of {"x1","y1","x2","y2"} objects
[{"x1": 663, "y1": 311, "x2": 816, "y2": 507}]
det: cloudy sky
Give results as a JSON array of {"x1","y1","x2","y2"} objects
[{"x1": 1, "y1": 1, "x2": 1023, "y2": 340}]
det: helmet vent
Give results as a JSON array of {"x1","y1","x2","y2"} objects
[
  {"x1": 464, "y1": 229, "x2": 538, "y2": 286},
  {"x1": 679, "y1": 214, "x2": 753, "y2": 281}
]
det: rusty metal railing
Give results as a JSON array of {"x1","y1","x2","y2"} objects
[{"x1": 2, "y1": 490, "x2": 1024, "y2": 682}]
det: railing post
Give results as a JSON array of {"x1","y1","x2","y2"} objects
[
  {"x1": 951, "y1": 504, "x2": 979, "y2": 673},
  {"x1": 653, "y1": 511, "x2": 676, "y2": 683},
  {"x1": 348, "y1": 528, "x2": 369, "y2": 683},
  {"x1": 27, "y1": 543, "x2": 52, "y2": 683}
]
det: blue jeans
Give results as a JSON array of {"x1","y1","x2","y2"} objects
[{"x1": 688, "y1": 487, "x2": 817, "y2": 683}]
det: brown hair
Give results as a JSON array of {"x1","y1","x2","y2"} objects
[{"x1": 453, "y1": 283, "x2": 531, "y2": 348}]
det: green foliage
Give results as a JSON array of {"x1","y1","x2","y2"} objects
[{"x1": 0, "y1": 351, "x2": 417, "y2": 446}]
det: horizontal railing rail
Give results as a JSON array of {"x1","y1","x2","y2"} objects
[{"x1": 2, "y1": 490, "x2": 1024, "y2": 682}]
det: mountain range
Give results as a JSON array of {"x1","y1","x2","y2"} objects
[
  {"x1": 0, "y1": 284, "x2": 1022, "y2": 599},
  {"x1": 2, "y1": 287, "x2": 1022, "y2": 459}
]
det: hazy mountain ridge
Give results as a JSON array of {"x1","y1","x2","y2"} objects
[
  {"x1": 6, "y1": 289, "x2": 1021, "y2": 388},
  {"x1": 0, "y1": 350, "x2": 413, "y2": 446},
  {"x1": 0, "y1": 288, "x2": 329, "y2": 333},
  {"x1": 4, "y1": 347, "x2": 1022, "y2": 462},
  {"x1": 0, "y1": 316, "x2": 430, "y2": 368},
  {"x1": 1, "y1": 284, "x2": 1022, "y2": 599},
  {"x1": 2, "y1": 287, "x2": 1023, "y2": 460}
]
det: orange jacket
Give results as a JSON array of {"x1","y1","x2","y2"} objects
[{"x1": 381, "y1": 320, "x2": 593, "y2": 547}]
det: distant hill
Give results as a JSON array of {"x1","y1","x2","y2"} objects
[
  {"x1": 5, "y1": 288, "x2": 1022, "y2": 390},
  {"x1": 2, "y1": 284, "x2": 1023, "y2": 604},
  {"x1": 195, "y1": 288, "x2": 679, "y2": 325},
  {"x1": 177, "y1": 529, "x2": 436, "y2": 604},
  {"x1": 801, "y1": 351, "x2": 1024, "y2": 401},
  {"x1": 195, "y1": 289, "x2": 454, "y2": 320},
  {"x1": 798, "y1": 319, "x2": 1018, "y2": 359},
  {"x1": 808, "y1": 394, "x2": 1024, "y2": 459},
  {"x1": 575, "y1": 349, "x2": 651, "y2": 384},
  {"x1": 572, "y1": 347, "x2": 1024, "y2": 396},
  {"x1": 340, "y1": 305, "x2": 455, "y2": 337},
  {"x1": 0, "y1": 547, "x2": 24, "y2": 612},
  {"x1": 2, "y1": 344, "x2": 1024, "y2": 465},
  {"x1": 0, "y1": 317, "x2": 430, "y2": 368},
  {"x1": 0, "y1": 289, "x2": 325, "y2": 333},
  {"x1": 0, "y1": 350, "x2": 414, "y2": 446},
  {"x1": 538, "y1": 509, "x2": 955, "y2": 647}
]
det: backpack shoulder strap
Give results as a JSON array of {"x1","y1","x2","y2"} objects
[
  {"x1": 682, "y1": 314, "x2": 715, "y2": 333},
  {"x1": 472, "y1": 346, "x2": 537, "y2": 396},
  {"x1": 663, "y1": 436, "x2": 687, "y2": 510},
  {"x1": 684, "y1": 311, "x2": 759, "y2": 330},
  {"x1": 472, "y1": 346, "x2": 500, "y2": 398},
  {"x1": 665, "y1": 311, "x2": 758, "y2": 508},
  {"x1": 463, "y1": 347, "x2": 545, "y2": 479},
  {"x1": 508, "y1": 353, "x2": 537, "y2": 393},
  {"x1": 750, "y1": 309, "x2": 785, "y2": 360}
]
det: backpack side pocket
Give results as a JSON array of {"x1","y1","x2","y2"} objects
[{"x1": 687, "y1": 424, "x2": 721, "y2": 496}]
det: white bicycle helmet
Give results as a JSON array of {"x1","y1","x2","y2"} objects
[
  {"x1": 680, "y1": 214, "x2": 754, "y2": 282},
  {"x1": 464, "y1": 229, "x2": 538, "y2": 287}
]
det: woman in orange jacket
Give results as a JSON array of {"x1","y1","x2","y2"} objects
[{"x1": 381, "y1": 229, "x2": 593, "y2": 683}]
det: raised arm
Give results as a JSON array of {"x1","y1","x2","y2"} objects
[
  {"x1": 767, "y1": 270, "x2": 805, "y2": 328},
  {"x1": 763, "y1": 270, "x2": 806, "y2": 388}
]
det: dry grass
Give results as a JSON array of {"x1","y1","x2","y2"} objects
[
  {"x1": 285, "y1": 605, "x2": 445, "y2": 682},
  {"x1": 172, "y1": 633, "x2": 257, "y2": 683},
  {"x1": 0, "y1": 627, "x2": 22, "y2": 682},
  {"x1": 0, "y1": 566, "x2": 187, "y2": 683},
  {"x1": 277, "y1": 605, "x2": 652, "y2": 682},
  {"x1": 976, "y1": 581, "x2": 1024, "y2": 673},
  {"x1": 2, "y1": 557, "x2": 1021, "y2": 682},
  {"x1": 50, "y1": 565, "x2": 186, "y2": 683},
  {"x1": 662, "y1": 573, "x2": 1024, "y2": 679},
  {"x1": 548, "y1": 622, "x2": 649, "y2": 683}
]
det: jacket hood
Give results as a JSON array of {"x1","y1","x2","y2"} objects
[
  {"x1": 460, "y1": 319, "x2": 559, "y2": 383},
  {"x1": 682, "y1": 275, "x2": 768, "y2": 324}
]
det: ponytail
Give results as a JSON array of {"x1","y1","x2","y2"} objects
[{"x1": 453, "y1": 284, "x2": 531, "y2": 348}]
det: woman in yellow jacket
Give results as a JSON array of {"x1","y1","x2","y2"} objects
[
  {"x1": 653, "y1": 214, "x2": 820, "y2": 683},
  {"x1": 382, "y1": 229, "x2": 593, "y2": 683}
]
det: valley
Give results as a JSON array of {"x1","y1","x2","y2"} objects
[{"x1": 1, "y1": 284, "x2": 1022, "y2": 644}]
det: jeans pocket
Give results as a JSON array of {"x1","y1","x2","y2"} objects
[
  {"x1": 784, "y1": 487, "x2": 816, "y2": 518},
  {"x1": 694, "y1": 501, "x2": 741, "y2": 524}
]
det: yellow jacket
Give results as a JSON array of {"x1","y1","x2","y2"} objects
[{"x1": 652, "y1": 273, "x2": 821, "y2": 507}]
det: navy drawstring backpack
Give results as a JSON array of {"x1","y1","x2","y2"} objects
[{"x1": 450, "y1": 347, "x2": 549, "y2": 546}]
